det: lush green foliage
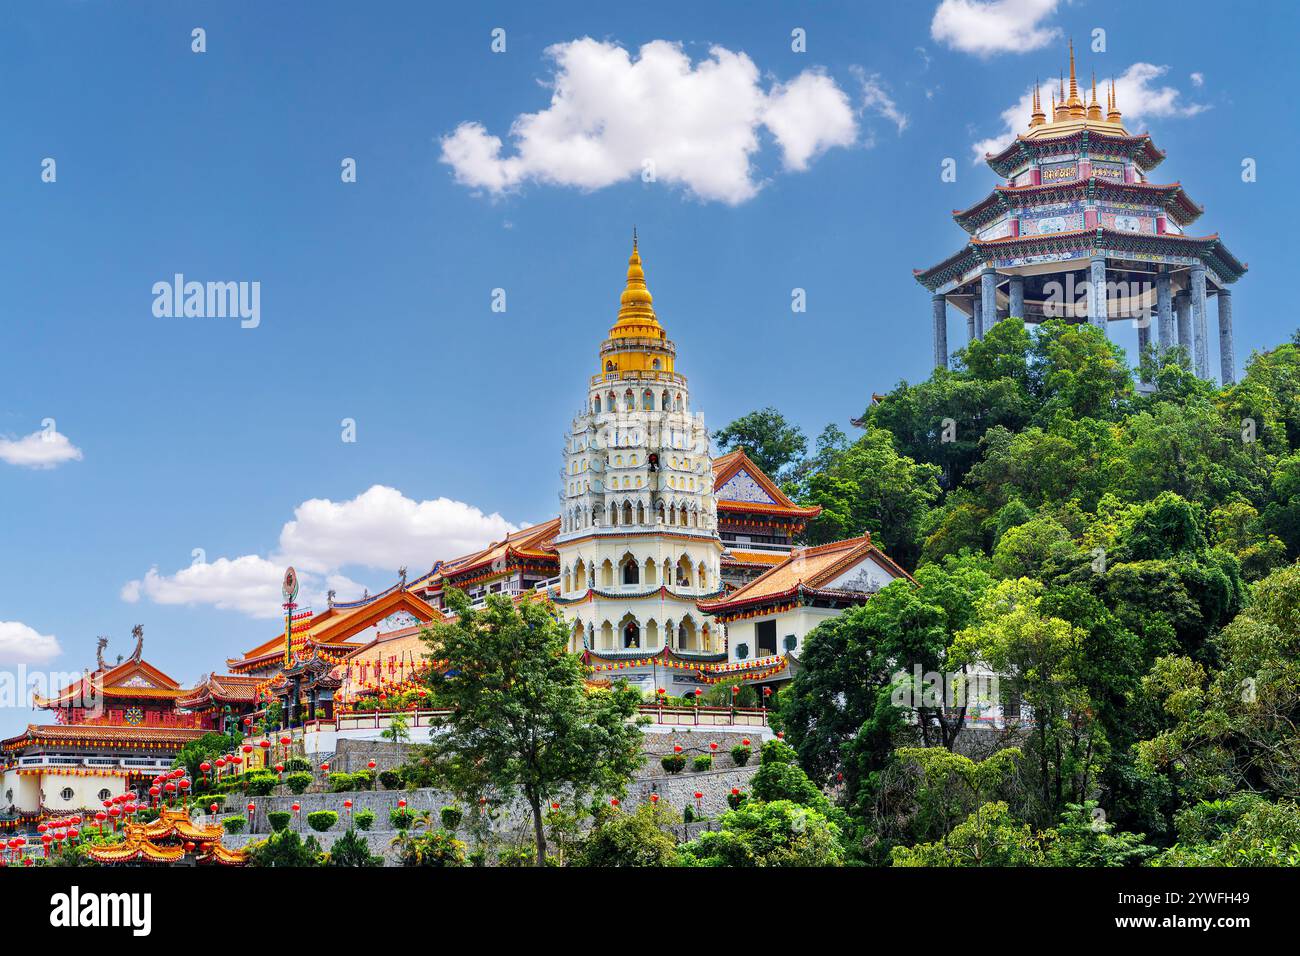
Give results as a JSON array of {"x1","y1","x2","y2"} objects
[
  {"x1": 325, "y1": 829, "x2": 382, "y2": 867},
  {"x1": 306, "y1": 810, "x2": 338, "y2": 832}
]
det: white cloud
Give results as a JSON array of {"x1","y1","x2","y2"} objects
[
  {"x1": 931, "y1": 0, "x2": 1061, "y2": 58},
  {"x1": 853, "y1": 68, "x2": 909, "y2": 134},
  {"x1": 122, "y1": 485, "x2": 518, "y2": 619},
  {"x1": 439, "y1": 38, "x2": 859, "y2": 205},
  {"x1": 0, "y1": 620, "x2": 62, "y2": 665},
  {"x1": 0, "y1": 428, "x2": 83, "y2": 469},
  {"x1": 1190, "y1": 72, "x2": 1204, "y2": 87},
  {"x1": 970, "y1": 63, "x2": 1210, "y2": 162}
]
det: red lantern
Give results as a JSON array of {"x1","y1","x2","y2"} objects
[
  {"x1": 184, "y1": 841, "x2": 196, "y2": 852},
  {"x1": 397, "y1": 799, "x2": 407, "y2": 808},
  {"x1": 210, "y1": 803, "x2": 219, "y2": 814},
  {"x1": 650, "y1": 794, "x2": 659, "y2": 804},
  {"x1": 610, "y1": 798, "x2": 619, "y2": 807},
  {"x1": 367, "y1": 760, "x2": 376, "y2": 770},
  {"x1": 673, "y1": 744, "x2": 683, "y2": 753},
  {"x1": 242, "y1": 744, "x2": 253, "y2": 755},
  {"x1": 320, "y1": 762, "x2": 330, "y2": 773},
  {"x1": 292, "y1": 803, "x2": 300, "y2": 813},
  {"x1": 246, "y1": 802, "x2": 255, "y2": 814},
  {"x1": 259, "y1": 739, "x2": 271, "y2": 750},
  {"x1": 179, "y1": 779, "x2": 190, "y2": 791},
  {"x1": 709, "y1": 742, "x2": 718, "y2": 751},
  {"x1": 343, "y1": 799, "x2": 353, "y2": 809},
  {"x1": 731, "y1": 685, "x2": 740, "y2": 695},
  {"x1": 280, "y1": 736, "x2": 291, "y2": 747},
  {"x1": 742, "y1": 738, "x2": 751, "y2": 746},
  {"x1": 694, "y1": 791, "x2": 703, "y2": 800},
  {"x1": 243, "y1": 717, "x2": 252, "y2": 726},
  {"x1": 274, "y1": 763, "x2": 284, "y2": 774},
  {"x1": 200, "y1": 761, "x2": 211, "y2": 773},
  {"x1": 551, "y1": 802, "x2": 560, "y2": 810},
  {"x1": 763, "y1": 686, "x2": 773, "y2": 697}
]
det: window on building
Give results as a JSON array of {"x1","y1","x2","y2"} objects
[
  {"x1": 60, "y1": 787, "x2": 75, "y2": 801},
  {"x1": 98, "y1": 788, "x2": 112, "y2": 802},
  {"x1": 756, "y1": 620, "x2": 778, "y2": 656}
]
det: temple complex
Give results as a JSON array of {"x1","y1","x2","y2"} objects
[
  {"x1": 915, "y1": 42, "x2": 1247, "y2": 384},
  {"x1": 1, "y1": 630, "x2": 204, "y2": 822}
]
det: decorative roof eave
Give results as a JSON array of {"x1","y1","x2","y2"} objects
[
  {"x1": 2, "y1": 724, "x2": 206, "y2": 752},
  {"x1": 716, "y1": 500, "x2": 822, "y2": 518},
  {"x1": 700, "y1": 582, "x2": 876, "y2": 620},
  {"x1": 917, "y1": 227, "x2": 1247, "y2": 290},
  {"x1": 554, "y1": 584, "x2": 727, "y2": 606},
  {"x1": 985, "y1": 128, "x2": 1165, "y2": 177},
  {"x1": 952, "y1": 178, "x2": 1205, "y2": 234}
]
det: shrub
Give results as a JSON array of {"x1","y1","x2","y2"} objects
[
  {"x1": 390, "y1": 807, "x2": 415, "y2": 830},
  {"x1": 282, "y1": 757, "x2": 312, "y2": 773},
  {"x1": 354, "y1": 808, "x2": 376, "y2": 831},
  {"x1": 326, "y1": 828, "x2": 382, "y2": 867},
  {"x1": 248, "y1": 829, "x2": 322, "y2": 867},
  {"x1": 394, "y1": 830, "x2": 465, "y2": 867},
  {"x1": 692, "y1": 755, "x2": 714, "y2": 771},
  {"x1": 198, "y1": 794, "x2": 227, "y2": 812},
  {"x1": 573, "y1": 802, "x2": 681, "y2": 867},
  {"x1": 661, "y1": 754, "x2": 687, "y2": 774},
  {"x1": 329, "y1": 772, "x2": 356, "y2": 793},
  {"x1": 440, "y1": 806, "x2": 464, "y2": 830},
  {"x1": 379, "y1": 769, "x2": 402, "y2": 790},
  {"x1": 760, "y1": 739, "x2": 798, "y2": 766},
  {"x1": 727, "y1": 790, "x2": 747, "y2": 811},
  {"x1": 730, "y1": 745, "x2": 752, "y2": 766},
  {"x1": 468, "y1": 849, "x2": 486, "y2": 867},
  {"x1": 307, "y1": 810, "x2": 338, "y2": 832},
  {"x1": 267, "y1": 811, "x2": 292, "y2": 832},
  {"x1": 285, "y1": 772, "x2": 313, "y2": 795},
  {"x1": 221, "y1": 816, "x2": 246, "y2": 834},
  {"x1": 679, "y1": 800, "x2": 845, "y2": 868},
  {"x1": 351, "y1": 769, "x2": 375, "y2": 791},
  {"x1": 244, "y1": 773, "x2": 277, "y2": 796},
  {"x1": 498, "y1": 846, "x2": 535, "y2": 867}
]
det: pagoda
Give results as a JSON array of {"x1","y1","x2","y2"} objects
[
  {"x1": 83, "y1": 806, "x2": 247, "y2": 866},
  {"x1": 915, "y1": 41, "x2": 1247, "y2": 384},
  {"x1": 552, "y1": 235, "x2": 726, "y2": 692}
]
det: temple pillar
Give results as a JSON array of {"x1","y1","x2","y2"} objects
[
  {"x1": 1218, "y1": 289, "x2": 1236, "y2": 385},
  {"x1": 980, "y1": 268, "x2": 997, "y2": 338},
  {"x1": 1088, "y1": 255, "x2": 1107, "y2": 330},
  {"x1": 931, "y1": 294, "x2": 948, "y2": 370},
  {"x1": 1175, "y1": 290, "x2": 1191, "y2": 359},
  {"x1": 972, "y1": 296, "x2": 983, "y2": 342},
  {"x1": 1191, "y1": 263, "x2": 1210, "y2": 379},
  {"x1": 1156, "y1": 272, "x2": 1174, "y2": 354},
  {"x1": 1137, "y1": 323, "x2": 1151, "y2": 382},
  {"x1": 1009, "y1": 274, "x2": 1025, "y2": 318}
]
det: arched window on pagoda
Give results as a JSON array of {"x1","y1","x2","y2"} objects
[
  {"x1": 620, "y1": 553, "x2": 640, "y2": 586},
  {"x1": 606, "y1": 361, "x2": 615, "y2": 372},
  {"x1": 678, "y1": 616, "x2": 697, "y2": 651},
  {"x1": 592, "y1": 395, "x2": 601, "y2": 413},
  {"x1": 662, "y1": 389, "x2": 671, "y2": 410},
  {"x1": 656, "y1": 500, "x2": 666, "y2": 524},
  {"x1": 622, "y1": 500, "x2": 634, "y2": 524},
  {"x1": 643, "y1": 557, "x2": 658, "y2": 586},
  {"x1": 676, "y1": 555, "x2": 692, "y2": 588},
  {"x1": 600, "y1": 620, "x2": 614, "y2": 649},
  {"x1": 675, "y1": 393, "x2": 683, "y2": 411},
  {"x1": 621, "y1": 614, "x2": 641, "y2": 649},
  {"x1": 642, "y1": 390, "x2": 654, "y2": 410},
  {"x1": 601, "y1": 559, "x2": 614, "y2": 588},
  {"x1": 624, "y1": 389, "x2": 634, "y2": 411},
  {"x1": 636, "y1": 501, "x2": 646, "y2": 524},
  {"x1": 645, "y1": 619, "x2": 660, "y2": 648}
]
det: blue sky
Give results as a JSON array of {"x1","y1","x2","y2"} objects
[{"x1": 2, "y1": 0, "x2": 1297, "y2": 736}]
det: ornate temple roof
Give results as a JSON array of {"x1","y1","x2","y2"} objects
[
  {"x1": 953, "y1": 179, "x2": 1204, "y2": 234},
  {"x1": 914, "y1": 226, "x2": 1248, "y2": 292},
  {"x1": 176, "y1": 672, "x2": 263, "y2": 710},
  {"x1": 33, "y1": 646, "x2": 184, "y2": 710},
  {"x1": 84, "y1": 807, "x2": 247, "y2": 866},
  {"x1": 700, "y1": 534, "x2": 912, "y2": 620},
  {"x1": 712, "y1": 450, "x2": 822, "y2": 519},
  {"x1": 2, "y1": 724, "x2": 205, "y2": 752},
  {"x1": 228, "y1": 586, "x2": 441, "y2": 672}
]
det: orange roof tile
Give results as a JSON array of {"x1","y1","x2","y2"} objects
[{"x1": 712, "y1": 450, "x2": 821, "y2": 517}]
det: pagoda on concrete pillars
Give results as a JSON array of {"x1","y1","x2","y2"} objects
[{"x1": 914, "y1": 41, "x2": 1247, "y2": 384}]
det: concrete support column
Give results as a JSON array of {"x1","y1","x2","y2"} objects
[
  {"x1": 1009, "y1": 274, "x2": 1025, "y2": 319},
  {"x1": 966, "y1": 302, "x2": 977, "y2": 343},
  {"x1": 1137, "y1": 323, "x2": 1151, "y2": 382},
  {"x1": 1156, "y1": 272, "x2": 1174, "y2": 354},
  {"x1": 1218, "y1": 289, "x2": 1236, "y2": 385},
  {"x1": 1175, "y1": 290, "x2": 1191, "y2": 359},
  {"x1": 1088, "y1": 255, "x2": 1108, "y2": 330},
  {"x1": 980, "y1": 268, "x2": 997, "y2": 339},
  {"x1": 1191, "y1": 263, "x2": 1210, "y2": 379},
  {"x1": 932, "y1": 294, "x2": 949, "y2": 371},
  {"x1": 972, "y1": 296, "x2": 984, "y2": 342}
]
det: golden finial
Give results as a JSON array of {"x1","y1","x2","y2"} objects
[
  {"x1": 1067, "y1": 40, "x2": 1085, "y2": 117},
  {"x1": 613, "y1": 232, "x2": 659, "y2": 332},
  {"x1": 1107, "y1": 77, "x2": 1122, "y2": 123},
  {"x1": 1030, "y1": 78, "x2": 1046, "y2": 127},
  {"x1": 1087, "y1": 71, "x2": 1102, "y2": 120}
]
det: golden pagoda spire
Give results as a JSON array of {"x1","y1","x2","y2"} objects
[
  {"x1": 1087, "y1": 71, "x2": 1102, "y2": 120},
  {"x1": 1030, "y1": 78, "x2": 1046, "y2": 126},
  {"x1": 1107, "y1": 77, "x2": 1122, "y2": 123},
  {"x1": 1067, "y1": 40, "x2": 1085, "y2": 117},
  {"x1": 612, "y1": 232, "x2": 662, "y2": 336}
]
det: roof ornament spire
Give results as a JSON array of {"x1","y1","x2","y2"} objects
[
  {"x1": 1107, "y1": 77, "x2": 1122, "y2": 124},
  {"x1": 1030, "y1": 78, "x2": 1046, "y2": 126},
  {"x1": 1087, "y1": 71, "x2": 1102, "y2": 120},
  {"x1": 1067, "y1": 40, "x2": 1085, "y2": 117},
  {"x1": 613, "y1": 230, "x2": 660, "y2": 333}
]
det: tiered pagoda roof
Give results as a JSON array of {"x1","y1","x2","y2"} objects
[
  {"x1": 84, "y1": 807, "x2": 247, "y2": 866},
  {"x1": 175, "y1": 672, "x2": 263, "y2": 710},
  {"x1": 700, "y1": 534, "x2": 912, "y2": 623}
]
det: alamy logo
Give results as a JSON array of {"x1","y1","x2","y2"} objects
[
  {"x1": 49, "y1": 886, "x2": 152, "y2": 936},
  {"x1": 152, "y1": 274, "x2": 260, "y2": 328}
]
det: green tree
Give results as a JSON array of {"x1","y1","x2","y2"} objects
[
  {"x1": 571, "y1": 802, "x2": 681, "y2": 867},
  {"x1": 890, "y1": 802, "x2": 1044, "y2": 867},
  {"x1": 712, "y1": 407, "x2": 807, "y2": 482},
  {"x1": 679, "y1": 800, "x2": 845, "y2": 867},
  {"x1": 325, "y1": 828, "x2": 382, "y2": 867},
  {"x1": 418, "y1": 588, "x2": 645, "y2": 866},
  {"x1": 1041, "y1": 802, "x2": 1155, "y2": 867},
  {"x1": 247, "y1": 829, "x2": 322, "y2": 867}
]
